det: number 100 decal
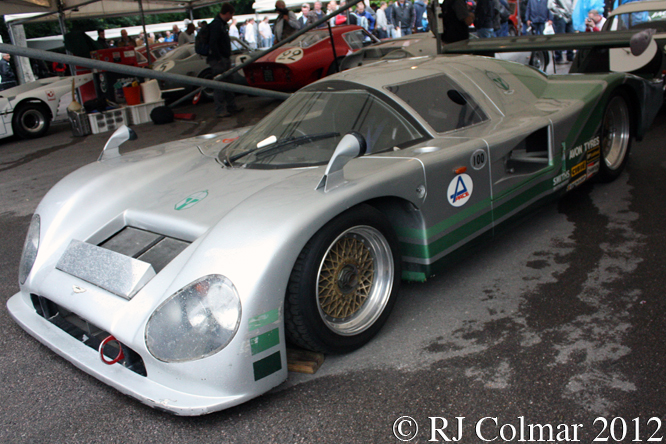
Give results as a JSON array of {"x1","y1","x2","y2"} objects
[{"x1": 276, "y1": 48, "x2": 304, "y2": 64}]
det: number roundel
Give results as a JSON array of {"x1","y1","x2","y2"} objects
[
  {"x1": 471, "y1": 149, "x2": 486, "y2": 170},
  {"x1": 276, "y1": 48, "x2": 304, "y2": 64}
]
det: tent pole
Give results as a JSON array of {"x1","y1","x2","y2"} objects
[{"x1": 138, "y1": 0, "x2": 151, "y2": 65}]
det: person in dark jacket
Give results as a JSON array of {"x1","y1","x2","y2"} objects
[
  {"x1": 413, "y1": 0, "x2": 427, "y2": 32},
  {"x1": 442, "y1": 0, "x2": 474, "y2": 43},
  {"x1": 389, "y1": 0, "x2": 415, "y2": 35},
  {"x1": 474, "y1": 0, "x2": 495, "y2": 37},
  {"x1": 208, "y1": 3, "x2": 242, "y2": 118},
  {"x1": 0, "y1": 53, "x2": 17, "y2": 91},
  {"x1": 525, "y1": 0, "x2": 552, "y2": 34}
]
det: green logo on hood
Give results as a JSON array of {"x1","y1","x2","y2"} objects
[{"x1": 175, "y1": 190, "x2": 208, "y2": 210}]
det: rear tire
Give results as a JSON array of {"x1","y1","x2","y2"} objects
[
  {"x1": 598, "y1": 92, "x2": 631, "y2": 182},
  {"x1": 198, "y1": 69, "x2": 215, "y2": 101},
  {"x1": 285, "y1": 205, "x2": 401, "y2": 353},
  {"x1": 12, "y1": 102, "x2": 50, "y2": 139}
]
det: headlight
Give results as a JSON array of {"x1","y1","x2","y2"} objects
[
  {"x1": 145, "y1": 275, "x2": 242, "y2": 362},
  {"x1": 19, "y1": 214, "x2": 40, "y2": 285}
]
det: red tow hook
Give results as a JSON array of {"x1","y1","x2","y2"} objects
[{"x1": 99, "y1": 335, "x2": 125, "y2": 365}]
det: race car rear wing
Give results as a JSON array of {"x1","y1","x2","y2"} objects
[{"x1": 439, "y1": 30, "x2": 654, "y2": 56}]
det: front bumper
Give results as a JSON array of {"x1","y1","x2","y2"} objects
[{"x1": 7, "y1": 291, "x2": 271, "y2": 416}]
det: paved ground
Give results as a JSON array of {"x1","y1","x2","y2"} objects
[{"x1": 1, "y1": 89, "x2": 665, "y2": 443}]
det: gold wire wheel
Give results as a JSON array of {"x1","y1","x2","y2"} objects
[{"x1": 316, "y1": 226, "x2": 394, "y2": 336}]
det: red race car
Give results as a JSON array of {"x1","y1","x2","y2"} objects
[{"x1": 244, "y1": 25, "x2": 379, "y2": 92}]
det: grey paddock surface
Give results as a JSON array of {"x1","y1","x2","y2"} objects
[{"x1": 1, "y1": 91, "x2": 665, "y2": 443}]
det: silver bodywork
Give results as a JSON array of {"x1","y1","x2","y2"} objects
[{"x1": 7, "y1": 55, "x2": 661, "y2": 415}]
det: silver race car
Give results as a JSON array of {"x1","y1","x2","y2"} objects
[{"x1": 7, "y1": 54, "x2": 662, "y2": 415}]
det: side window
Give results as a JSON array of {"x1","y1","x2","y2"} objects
[
  {"x1": 343, "y1": 30, "x2": 365, "y2": 50},
  {"x1": 353, "y1": 96, "x2": 423, "y2": 153},
  {"x1": 386, "y1": 74, "x2": 488, "y2": 134}
]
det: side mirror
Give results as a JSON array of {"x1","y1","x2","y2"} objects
[
  {"x1": 98, "y1": 125, "x2": 137, "y2": 161},
  {"x1": 316, "y1": 132, "x2": 366, "y2": 192},
  {"x1": 630, "y1": 28, "x2": 656, "y2": 56}
]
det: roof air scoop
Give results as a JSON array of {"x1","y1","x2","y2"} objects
[
  {"x1": 99, "y1": 125, "x2": 137, "y2": 161},
  {"x1": 316, "y1": 132, "x2": 366, "y2": 192}
]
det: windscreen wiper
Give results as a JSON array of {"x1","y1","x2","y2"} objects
[{"x1": 224, "y1": 132, "x2": 340, "y2": 166}]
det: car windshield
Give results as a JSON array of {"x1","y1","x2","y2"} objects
[
  {"x1": 215, "y1": 87, "x2": 425, "y2": 169},
  {"x1": 608, "y1": 9, "x2": 666, "y2": 31},
  {"x1": 290, "y1": 30, "x2": 329, "y2": 48}
]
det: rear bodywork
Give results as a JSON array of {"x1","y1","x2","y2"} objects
[
  {"x1": 244, "y1": 25, "x2": 378, "y2": 92},
  {"x1": 0, "y1": 74, "x2": 92, "y2": 139}
]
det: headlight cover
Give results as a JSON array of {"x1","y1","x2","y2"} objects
[
  {"x1": 146, "y1": 275, "x2": 242, "y2": 362},
  {"x1": 19, "y1": 214, "x2": 40, "y2": 285}
]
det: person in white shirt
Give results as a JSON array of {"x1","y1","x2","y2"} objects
[
  {"x1": 259, "y1": 16, "x2": 274, "y2": 48},
  {"x1": 244, "y1": 18, "x2": 257, "y2": 49},
  {"x1": 178, "y1": 23, "x2": 196, "y2": 45},
  {"x1": 229, "y1": 18, "x2": 241, "y2": 50}
]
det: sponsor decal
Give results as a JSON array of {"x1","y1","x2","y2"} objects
[
  {"x1": 571, "y1": 160, "x2": 587, "y2": 177},
  {"x1": 568, "y1": 136, "x2": 600, "y2": 160},
  {"x1": 250, "y1": 328, "x2": 280, "y2": 356},
  {"x1": 587, "y1": 147, "x2": 601, "y2": 161},
  {"x1": 567, "y1": 175, "x2": 587, "y2": 191},
  {"x1": 46, "y1": 90, "x2": 56, "y2": 101},
  {"x1": 253, "y1": 351, "x2": 282, "y2": 381},
  {"x1": 553, "y1": 170, "x2": 570, "y2": 187},
  {"x1": 174, "y1": 190, "x2": 208, "y2": 210},
  {"x1": 276, "y1": 48, "x2": 304, "y2": 64},
  {"x1": 587, "y1": 160, "x2": 600, "y2": 178},
  {"x1": 471, "y1": 149, "x2": 487, "y2": 170},
  {"x1": 485, "y1": 71, "x2": 513, "y2": 94},
  {"x1": 249, "y1": 308, "x2": 279, "y2": 331},
  {"x1": 447, "y1": 174, "x2": 473, "y2": 207}
]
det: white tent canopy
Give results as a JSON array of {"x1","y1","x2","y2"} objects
[
  {"x1": 252, "y1": 0, "x2": 305, "y2": 13},
  {"x1": 3, "y1": 0, "x2": 223, "y2": 24}
]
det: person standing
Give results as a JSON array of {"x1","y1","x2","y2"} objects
[
  {"x1": 356, "y1": 2, "x2": 376, "y2": 32},
  {"x1": 0, "y1": 54, "x2": 17, "y2": 91},
  {"x1": 585, "y1": 9, "x2": 605, "y2": 31},
  {"x1": 96, "y1": 29, "x2": 110, "y2": 49},
  {"x1": 259, "y1": 16, "x2": 274, "y2": 48},
  {"x1": 116, "y1": 29, "x2": 136, "y2": 47},
  {"x1": 474, "y1": 0, "x2": 495, "y2": 38},
  {"x1": 208, "y1": 3, "x2": 242, "y2": 118},
  {"x1": 308, "y1": 1, "x2": 327, "y2": 27},
  {"x1": 375, "y1": 2, "x2": 389, "y2": 38},
  {"x1": 548, "y1": 0, "x2": 574, "y2": 62},
  {"x1": 526, "y1": 0, "x2": 552, "y2": 34},
  {"x1": 442, "y1": 0, "x2": 474, "y2": 42},
  {"x1": 274, "y1": 0, "x2": 301, "y2": 42},
  {"x1": 178, "y1": 23, "x2": 196, "y2": 45},
  {"x1": 245, "y1": 18, "x2": 257, "y2": 49},
  {"x1": 389, "y1": 0, "x2": 415, "y2": 36},
  {"x1": 413, "y1": 0, "x2": 427, "y2": 32},
  {"x1": 299, "y1": 3, "x2": 311, "y2": 28}
]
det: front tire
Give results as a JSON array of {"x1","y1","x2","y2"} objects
[
  {"x1": 598, "y1": 92, "x2": 631, "y2": 182},
  {"x1": 12, "y1": 102, "x2": 50, "y2": 139},
  {"x1": 285, "y1": 205, "x2": 401, "y2": 353}
]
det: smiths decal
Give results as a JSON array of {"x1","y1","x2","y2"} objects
[{"x1": 568, "y1": 137, "x2": 600, "y2": 160}]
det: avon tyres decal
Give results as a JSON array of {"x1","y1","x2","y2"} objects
[
  {"x1": 448, "y1": 174, "x2": 473, "y2": 207},
  {"x1": 568, "y1": 136, "x2": 600, "y2": 160}
]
